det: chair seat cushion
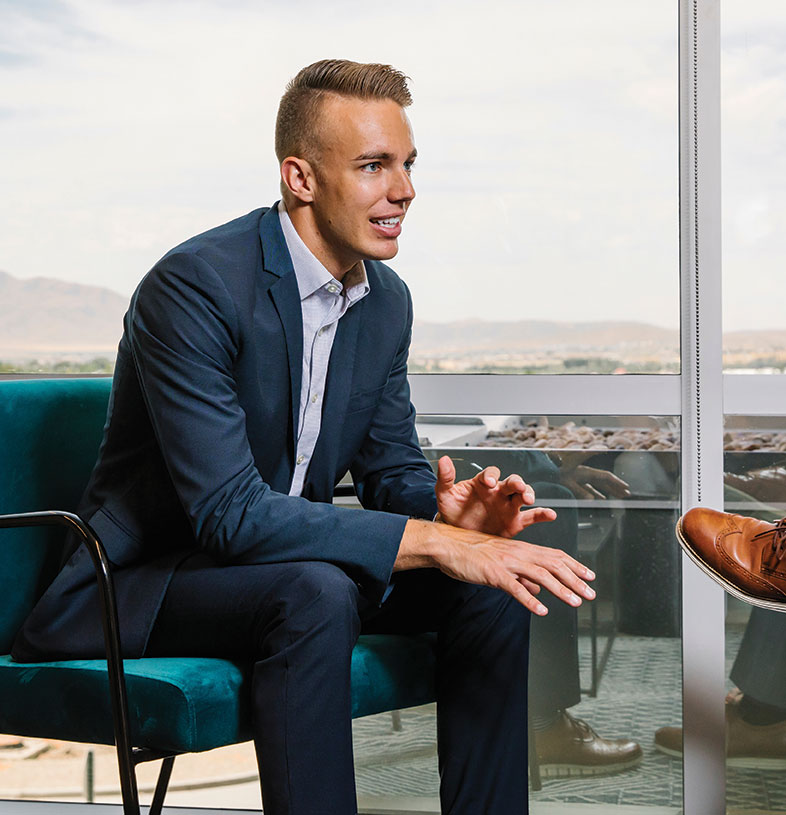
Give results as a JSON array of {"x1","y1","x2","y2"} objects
[{"x1": 0, "y1": 633, "x2": 436, "y2": 753}]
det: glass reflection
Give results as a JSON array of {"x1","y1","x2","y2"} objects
[
  {"x1": 724, "y1": 416, "x2": 786, "y2": 815},
  {"x1": 416, "y1": 414, "x2": 682, "y2": 809}
]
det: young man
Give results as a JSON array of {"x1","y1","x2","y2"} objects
[{"x1": 14, "y1": 60, "x2": 595, "y2": 814}]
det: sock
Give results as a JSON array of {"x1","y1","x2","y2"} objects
[
  {"x1": 531, "y1": 709, "x2": 561, "y2": 733},
  {"x1": 739, "y1": 695, "x2": 786, "y2": 726}
]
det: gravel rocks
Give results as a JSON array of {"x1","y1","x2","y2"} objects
[{"x1": 479, "y1": 420, "x2": 786, "y2": 452}]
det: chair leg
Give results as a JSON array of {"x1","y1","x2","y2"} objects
[
  {"x1": 117, "y1": 740, "x2": 142, "y2": 815},
  {"x1": 148, "y1": 756, "x2": 176, "y2": 815},
  {"x1": 528, "y1": 713, "x2": 542, "y2": 792}
]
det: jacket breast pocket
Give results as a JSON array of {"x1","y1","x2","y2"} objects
[{"x1": 345, "y1": 384, "x2": 385, "y2": 415}]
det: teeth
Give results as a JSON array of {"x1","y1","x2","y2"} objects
[{"x1": 373, "y1": 217, "x2": 400, "y2": 227}]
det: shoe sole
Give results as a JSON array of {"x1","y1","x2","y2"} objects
[
  {"x1": 676, "y1": 517, "x2": 786, "y2": 613},
  {"x1": 654, "y1": 741, "x2": 682, "y2": 760},
  {"x1": 655, "y1": 741, "x2": 786, "y2": 769},
  {"x1": 535, "y1": 755, "x2": 643, "y2": 778}
]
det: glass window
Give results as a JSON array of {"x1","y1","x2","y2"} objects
[
  {"x1": 722, "y1": 2, "x2": 786, "y2": 374},
  {"x1": 408, "y1": 414, "x2": 682, "y2": 809},
  {"x1": 0, "y1": 0, "x2": 679, "y2": 375},
  {"x1": 723, "y1": 415, "x2": 786, "y2": 814}
]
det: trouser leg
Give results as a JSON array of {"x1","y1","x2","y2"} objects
[
  {"x1": 523, "y1": 483, "x2": 581, "y2": 716},
  {"x1": 363, "y1": 569, "x2": 531, "y2": 814},
  {"x1": 731, "y1": 606, "x2": 786, "y2": 709},
  {"x1": 146, "y1": 557, "x2": 362, "y2": 815}
]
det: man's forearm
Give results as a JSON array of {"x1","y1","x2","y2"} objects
[{"x1": 393, "y1": 518, "x2": 596, "y2": 616}]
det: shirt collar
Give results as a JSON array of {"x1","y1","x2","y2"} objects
[{"x1": 277, "y1": 201, "x2": 370, "y2": 304}]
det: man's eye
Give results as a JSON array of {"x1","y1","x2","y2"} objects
[
  {"x1": 362, "y1": 162, "x2": 381, "y2": 173},
  {"x1": 404, "y1": 160, "x2": 415, "y2": 173}
]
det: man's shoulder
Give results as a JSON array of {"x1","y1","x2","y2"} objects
[
  {"x1": 365, "y1": 259, "x2": 410, "y2": 300},
  {"x1": 161, "y1": 207, "x2": 269, "y2": 268}
]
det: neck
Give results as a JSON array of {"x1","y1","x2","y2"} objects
[{"x1": 286, "y1": 202, "x2": 352, "y2": 281}]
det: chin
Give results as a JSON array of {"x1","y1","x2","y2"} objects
[{"x1": 366, "y1": 240, "x2": 399, "y2": 262}]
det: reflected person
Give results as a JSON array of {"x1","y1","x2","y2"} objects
[
  {"x1": 441, "y1": 450, "x2": 642, "y2": 776},
  {"x1": 613, "y1": 452, "x2": 786, "y2": 766}
]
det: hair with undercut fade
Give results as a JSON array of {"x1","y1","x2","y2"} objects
[{"x1": 275, "y1": 59, "x2": 413, "y2": 167}]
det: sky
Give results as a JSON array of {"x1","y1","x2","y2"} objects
[{"x1": 0, "y1": 0, "x2": 783, "y2": 332}]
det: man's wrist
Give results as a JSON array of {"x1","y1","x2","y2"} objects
[{"x1": 394, "y1": 518, "x2": 447, "y2": 571}]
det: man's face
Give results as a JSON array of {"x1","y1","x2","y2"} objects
[{"x1": 308, "y1": 95, "x2": 417, "y2": 273}]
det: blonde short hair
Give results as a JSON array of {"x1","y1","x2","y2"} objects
[{"x1": 275, "y1": 59, "x2": 412, "y2": 165}]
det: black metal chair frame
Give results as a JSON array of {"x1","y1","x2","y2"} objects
[
  {"x1": 0, "y1": 508, "x2": 547, "y2": 804},
  {"x1": 0, "y1": 510, "x2": 176, "y2": 815}
]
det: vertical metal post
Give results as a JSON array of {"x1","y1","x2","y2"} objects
[
  {"x1": 84, "y1": 749, "x2": 95, "y2": 803},
  {"x1": 680, "y1": 0, "x2": 726, "y2": 813}
]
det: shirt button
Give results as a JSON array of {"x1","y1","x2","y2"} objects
[
  {"x1": 311, "y1": 393, "x2": 319, "y2": 403},
  {"x1": 327, "y1": 284, "x2": 339, "y2": 294},
  {"x1": 318, "y1": 327, "x2": 326, "y2": 336},
  {"x1": 297, "y1": 454, "x2": 306, "y2": 465}
]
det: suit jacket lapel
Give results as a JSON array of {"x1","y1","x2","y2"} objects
[{"x1": 259, "y1": 205, "x2": 302, "y2": 457}]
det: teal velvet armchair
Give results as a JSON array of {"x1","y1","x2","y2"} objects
[{"x1": 0, "y1": 377, "x2": 437, "y2": 815}]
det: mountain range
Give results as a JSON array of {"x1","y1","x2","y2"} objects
[{"x1": 0, "y1": 270, "x2": 784, "y2": 360}]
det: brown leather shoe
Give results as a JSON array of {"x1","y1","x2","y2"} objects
[
  {"x1": 534, "y1": 710, "x2": 642, "y2": 777},
  {"x1": 677, "y1": 508, "x2": 786, "y2": 611},
  {"x1": 655, "y1": 697, "x2": 786, "y2": 768}
]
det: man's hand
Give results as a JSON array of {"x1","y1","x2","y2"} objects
[
  {"x1": 560, "y1": 465, "x2": 631, "y2": 500},
  {"x1": 435, "y1": 455, "x2": 557, "y2": 538},
  {"x1": 395, "y1": 519, "x2": 596, "y2": 616}
]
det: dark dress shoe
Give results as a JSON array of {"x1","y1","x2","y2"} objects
[
  {"x1": 534, "y1": 710, "x2": 642, "y2": 777},
  {"x1": 655, "y1": 697, "x2": 786, "y2": 768},
  {"x1": 676, "y1": 508, "x2": 786, "y2": 611}
]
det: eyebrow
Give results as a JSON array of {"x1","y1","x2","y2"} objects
[{"x1": 353, "y1": 149, "x2": 418, "y2": 162}]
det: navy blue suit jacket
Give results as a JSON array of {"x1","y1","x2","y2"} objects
[{"x1": 13, "y1": 206, "x2": 438, "y2": 661}]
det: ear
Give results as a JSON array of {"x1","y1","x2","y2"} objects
[{"x1": 280, "y1": 157, "x2": 317, "y2": 203}]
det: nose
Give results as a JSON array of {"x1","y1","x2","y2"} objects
[{"x1": 389, "y1": 166, "x2": 415, "y2": 205}]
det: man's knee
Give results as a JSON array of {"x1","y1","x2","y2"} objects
[
  {"x1": 456, "y1": 581, "x2": 531, "y2": 640},
  {"x1": 276, "y1": 562, "x2": 361, "y2": 632}
]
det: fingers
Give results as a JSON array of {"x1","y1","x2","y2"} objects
[
  {"x1": 499, "y1": 474, "x2": 535, "y2": 504},
  {"x1": 499, "y1": 573, "x2": 548, "y2": 615},
  {"x1": 593, "y1": 470, "x2": 632, "y2": 498},
  {"x1": 493, "y1": 543, "x2": 595, "y2": 611},
  {"x1": 518, "y1": 506, "x2": 557, "y2": 527},
  {"x1": 517, "y1": 577, "x2": 541, "y2": 595},
  {"x1": 476, "y1": 465, "x2": 500, "y2": 488},
  {"x1": 436, "y1": 456, "x2": 456, "y2": 492},
  {"x1": 512, "y1": 545, "x2": 596, "y2": 606},
  {"x1": 562, "y1": 477, "x2": 601, "y2": 501},
  {"x1": 537, "y1": 557, "x2": 596, "y2": 605}
]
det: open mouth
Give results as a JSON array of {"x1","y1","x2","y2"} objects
[{"x1": 370, "y1": 215, "x2": 403, "y2": 237}]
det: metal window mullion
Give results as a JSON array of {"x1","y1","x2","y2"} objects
[
  {"x1": 409, "y1": 373, "x2": 680, "y2": 416},
  {"x1": 724, "y1": 373, "x2": 786, "y2": 414},
  {"x1": 680, "y1": 1, "x2": 726, "y2": 814}
]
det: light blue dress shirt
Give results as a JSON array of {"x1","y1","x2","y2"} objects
[{"x1": 277, "y1": 201, "x2": 370, "y2": 497}]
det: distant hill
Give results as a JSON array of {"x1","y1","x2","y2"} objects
[
  {"x1": 411, "y1": 319, "x2": 679, "y2": 355},
  {"x1": 0, "y1": 270, "x2": 784, "y2": 363},
  {"x1": 0, "y1": 270, "x2": 127, "y2": 356},
  {"x1": 723, "y1": 330, "x2": 786, "y2": 351}
]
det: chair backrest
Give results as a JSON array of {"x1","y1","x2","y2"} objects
[{"x1": 0, "y1": 378, "x2": 112, "y2": 651}]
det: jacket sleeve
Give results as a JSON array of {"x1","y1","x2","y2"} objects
[
  {"x1": 128, "y1": 251, "x2": 406, "y2": 602},
  {"x1": 349, "y1": 284, "x2": 439, "y2": 521}
]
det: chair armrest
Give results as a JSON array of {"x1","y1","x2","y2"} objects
[{"x1": 0, "y1": 510, "x2": 137, "y2": 801}]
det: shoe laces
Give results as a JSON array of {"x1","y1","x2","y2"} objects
[
  {"x1": 564, "y1": 712, "x2": 596, "y2": 740},
  {"x1": 753, "y1": 518, "x2": 786, "y2": 562}
]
